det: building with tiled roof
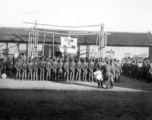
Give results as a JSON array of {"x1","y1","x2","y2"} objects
[{"x1": 0, "y1": 27, "x2": 152, "y2": 59}]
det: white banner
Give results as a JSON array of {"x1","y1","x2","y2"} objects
[
  {"x1": 61, "y1": 37, "x2": 77, "y2": 53},
  {"x1": 61, "y1": 37, "x2": 77, "y2": 48},
  {"x1": 89, "y1": 46, "x2": 98, "y2": 58}
]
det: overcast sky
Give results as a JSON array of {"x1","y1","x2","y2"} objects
[{"x1": 0, "y1": 0, "x2": 152, "y2": 32}]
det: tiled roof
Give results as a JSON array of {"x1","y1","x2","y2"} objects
[
  {"x1": 107, "y1": 32, "x2": 152, "y2": 46},
  {"x1": 0, "y1": 27, "x2": 152, "y2": 46}
]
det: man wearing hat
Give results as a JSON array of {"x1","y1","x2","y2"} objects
[
  {"x1": 102, "y1": 60, "x2": 114, "y2": 89},
  {"x1": 52, "y1": 58, "x2": 58, "y2": 80},
  {"x1": 28, "y1": 59, "x2": 34, "y2": 80},
  {"x1": 76, "y1": 58, "x2": 82, "y2": 81},
  {"x1": 57, "y1": 58, "x2": 63, "y2": 81},
  {"x1": 63, "y1": 57, "x2": 69, "y2": 81},
  {"x1": 14, "y1": 59, "x2": 22, "y2": 80},
  {"x1": 22, "y1": 59, "x2": 28, "y2": 80},
  {"x1": 33, "y1": 58, "x2": 39, "y2": 80},
  {"x1": 81, "y1": 58, "x2": 88, "y2": 82},
  {"x1": 69, "y1": 58, "x2": 76, "y2": 81},
  {"x1": 88, "y1": 58, "x2": 94, "y2": 82}
]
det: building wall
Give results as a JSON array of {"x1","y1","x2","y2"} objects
[
  {"x1": 0, "y1": 43, "x2": 150, "y2": 60},
  {"x1": 106, "y1": 46, "x2": 149, "y2": 60},
  {"x1": 79, "y1": 45, "x2": 149, "y2": 60}
]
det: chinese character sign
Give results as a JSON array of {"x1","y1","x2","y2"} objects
[{"x1": 61, "y1": 37, "x2": 77, "y2": 53}]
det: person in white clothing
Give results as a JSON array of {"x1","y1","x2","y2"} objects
[{"x1": 94, "y1": 69, "x2": 103, "y2": 88}]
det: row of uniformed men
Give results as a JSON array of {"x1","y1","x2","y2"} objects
[
  {"x1": 121, "y1": 59, "x2": 152, "y2": 83},
  {"x1": 14, "y1": 57, "x2": 122, "y2": 83}
]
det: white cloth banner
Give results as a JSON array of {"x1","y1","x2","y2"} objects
[
  {"x1": 61, "y1": 37, "x2": 77, "y2": 48},
  {"x1": 61, "y1": 37, "x2": 77, "y2": 53},
  {"x1": 89, "y1": 46, "x2": 98, "y2": 58}
]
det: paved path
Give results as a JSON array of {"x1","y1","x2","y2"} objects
[{"x1": 0, "y1": 75, "x2": 152, "y2": 92}]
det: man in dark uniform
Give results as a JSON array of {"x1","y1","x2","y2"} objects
[
  {"x1": 14, "y1": 59, "x2": 22, "y2": 80},
  {"x1": 52, "y1": 58, "x2": 58, "y2": 80},
  {"x1": 22, "y1": 59, "x2": 28, "y2": 80},
  {"x1": 45, "y1": 58, "x2": 52, "y2": 81},
  {"x1": 145, "y1": 60, "x2": 150, "y2": 82},
  {"x1": 69, "y1": 58, "x2": 75, "y2": 81},
  {"x1": 40, "y1": 57, "x2": 46, "y2": 81},
  {"x1": 81, "y1": 58, "x2": 88, "y2": 82},
  {"x1": 57, "y1": 58, "x2": 63, "y2": 81},
  {"x1": 88, "y1": 58, "x2": 94, "y2": 82},
  {"x1": 102, "y1": 60, "x2": 114, "y2": 89},
  {"x1": 0, "y1": 59, "x2": 4, "y2": 78},
  {"x1": 63, "y1": 58, "x2": 69, "y2": 81},
  {"x1": 147, "y1": 60, "x2": 152, "y2": 83},
  {"x1": 33, "y1": 58, "x2": 39, "y2": 80},
  {"x1": 76, "y1": 58, "x2": 82, "y2": 81},
  {"x1": 28, "y1": 59, "x2": 33, "y2": 80},
  {"x1": 115, "y1": 60, "x2": 121, "y2": 82},
  {"x1": 110, "y1": 60, "x2": 116, "y2": 82}
]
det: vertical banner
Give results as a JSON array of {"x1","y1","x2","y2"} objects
[{"x1": 89, "y1": 46, "x2": 98, "y2": 58}]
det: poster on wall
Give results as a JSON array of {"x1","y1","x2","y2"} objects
[
  {"x1": 89, "y1": 46, "x2": 98, "y2": 58},
  {"x1": 60, "y1": 37, "x2": 77, "y2": 53}
]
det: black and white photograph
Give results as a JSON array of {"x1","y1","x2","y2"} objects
[{"x1": 0, "y1": 0, "x2": 152, "y2": 119}]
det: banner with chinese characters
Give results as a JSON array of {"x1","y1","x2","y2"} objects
[{"x1": 60, "y1": 37, "x2": 77, "y2": 53}]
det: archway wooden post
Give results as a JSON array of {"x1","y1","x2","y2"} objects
[
  {"x1": 53, "y1": 34, "x2": 54, "y2": 58},
  {"x1": 98, "y1": 23, "x2": 104, "y2": 58},
  {"x1": 28, "y1": 31, "x2": 31, "y2": 58},
  {"x1": 42, "y1": 30, "x2": 46, "y2": 56}
]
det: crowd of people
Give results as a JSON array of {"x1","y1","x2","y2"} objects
[
  {"x1": 121, "y1": 58, "x2": 152, "y2": 83},
  {"x1": 0, "y1": 55, "x2": 152, "y2": 89}
]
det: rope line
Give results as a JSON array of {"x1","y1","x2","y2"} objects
[{"x1": 23, "y1": 22, "x2": 101, "y2": 28}]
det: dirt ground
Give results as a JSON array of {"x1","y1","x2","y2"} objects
[{"x1": 0, "y1": 76, "x2": 152, "y2": 120}]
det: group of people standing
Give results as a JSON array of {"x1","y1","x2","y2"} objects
[
  {"x1": 121, "y1": 58, "x2": 152, "y2": 83},
  {"x1": 13, "y1": 56, "x2": 122, "y2": 88}
]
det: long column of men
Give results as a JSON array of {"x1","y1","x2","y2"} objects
[{"x1": 13, "y1": 57, "x2": 121, "y2": 86}]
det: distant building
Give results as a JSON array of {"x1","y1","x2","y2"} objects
[{"x1": 0, "y1": 27, "x2": 152, "y2": 60}]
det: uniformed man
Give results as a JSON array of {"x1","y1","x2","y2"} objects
[
  {"x1": 81, "y1": 58, "x2": 88, "y2": 82},
  {"x1": 14, "y1": 59, "x2": 22, "y2": 80},
  {"x1": 22, "y1": 60, "x2": 28, "y2": 80},
  {"x1": 147, "y1": 60, "x2": 152, "y2": 83},
  {"x1": 57, "y1": 58, "x2": 63, "y2": 81},
  {"x1": 63, "y1": 58, "x2": 69, "y2": 81},
  {"x1": 69, "y1": 58, "x2": 75, "y2": 81},
  {"x1": 75, "y1": 58, "x2": 82, "y2": 81},
  {"x1": 52, "y1": 58, "x2": 58, "y2": 80},
  {"x1": 0, "y1": 59, "x2": 4, "y2": 78},
  {"x1": 115, "y1": 60, "x2": 121, "y2": 82},
  {"x1": 137, "y1": 60, "x2": 143, "y2": 81},
  {"x1": 33, "y1": 58, "x2": 39, "y2": 80},
  {"x1": 40, "y1": 57, "x2": 46, "y2": 81},
  {"x1": 28, "y1": 59, "x2": 33, "y2": 80},
  {"x1": 110, "y1": 60, "x2": 116, "y2": 82},
  {"x1": 88, "y1": 58, "x2": 94, "y2": 82},
  {"x1": 102, "y1": 60, "x2": 114, "y2": 89},
  {"x1": 45, "y1": 58, "x2": 52, "y2": 81}
]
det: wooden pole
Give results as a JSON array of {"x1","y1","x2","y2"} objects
[
  {"x1": 43, "y1": 30, "x2": 46, "y2": 56},
  {"x1": 36, "y1": 32, "x2": 39, "y2": 58},
  {"x1": 49, "y1": 45, "x2": 51, "y2": 57},
  {"x1": 6, "y1": 42, "x2": 8, "y2": 58},
  {"x1": 100, "y1": 24, "x2": 104, "y2": 58},
  {"x1": 53, "y1": 34, "x2": 54, "y2": 58},
  {"x1": 28, "y1": 32, "x2": 31, "y2": 58}
]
